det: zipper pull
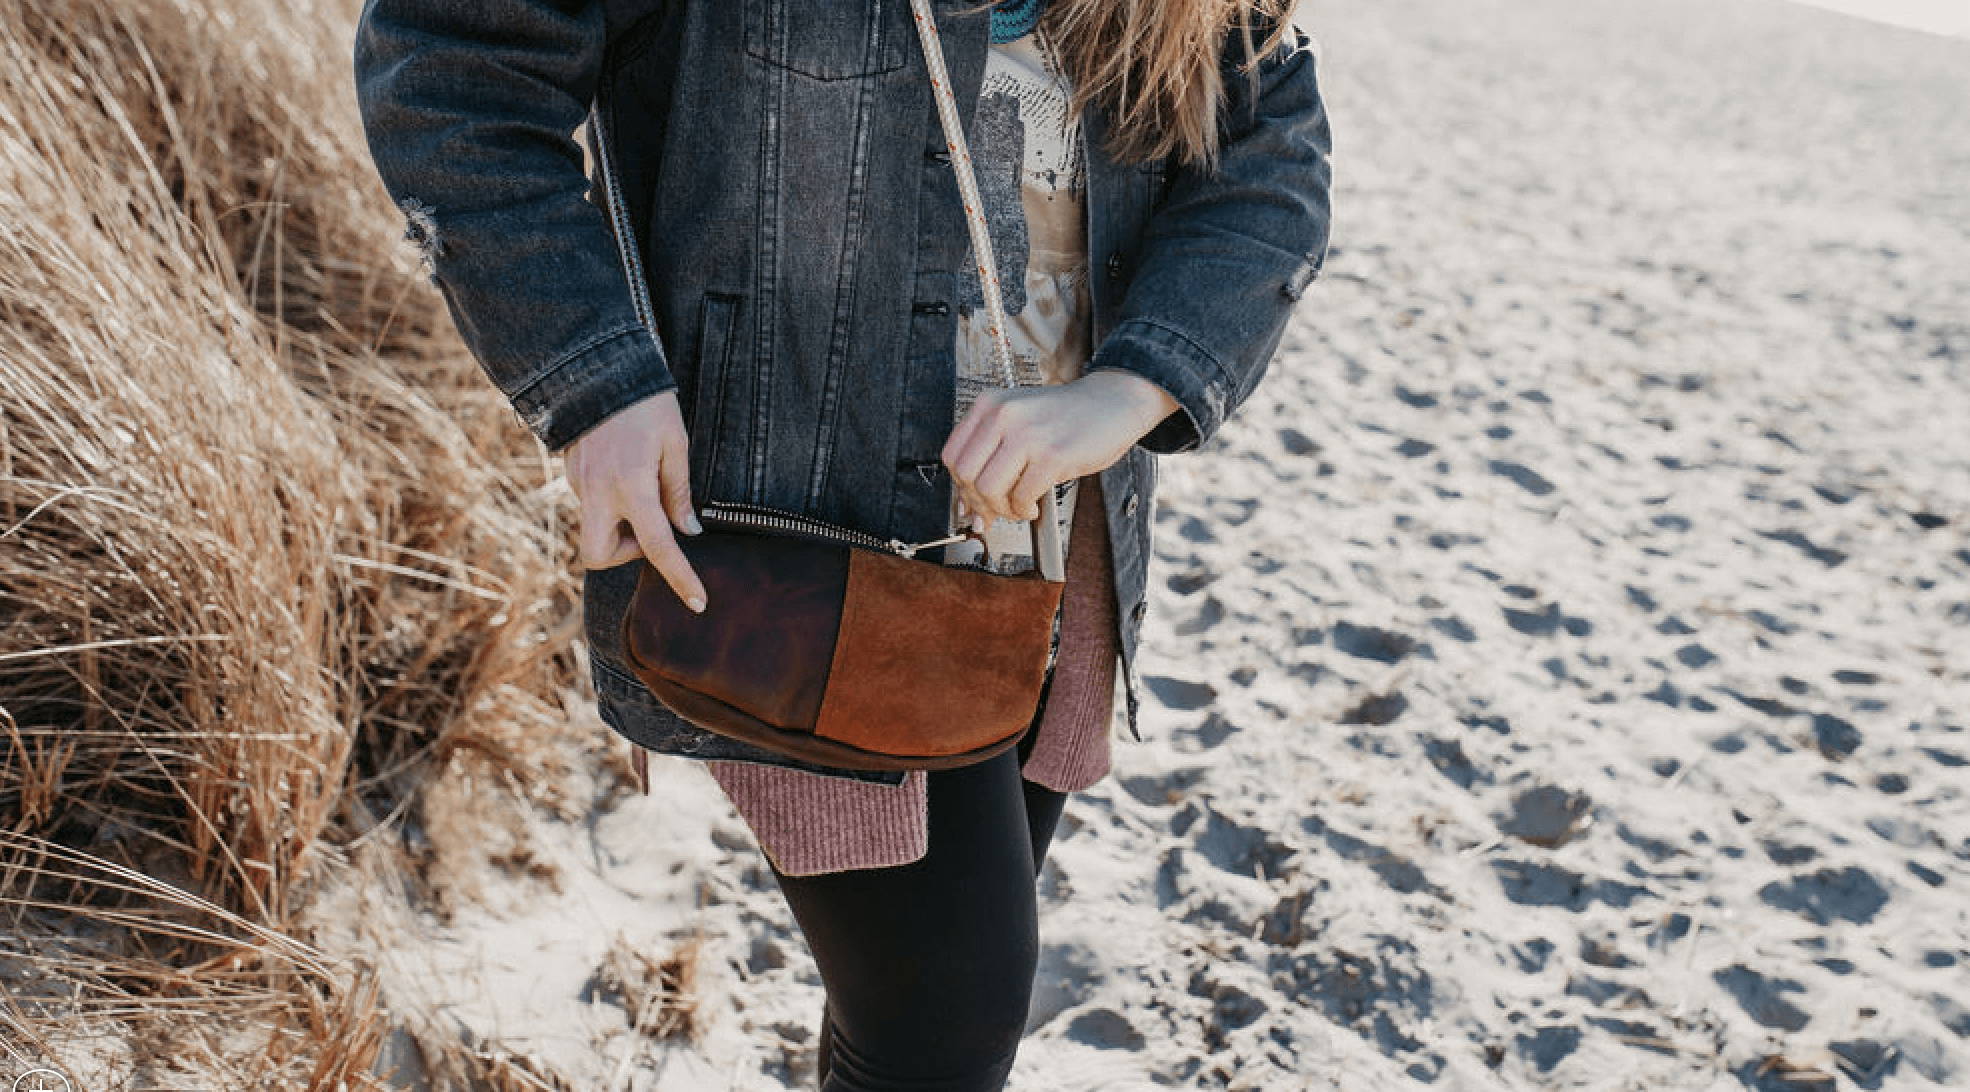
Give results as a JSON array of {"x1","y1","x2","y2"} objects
[{"x1": 890, "y1": 531, "x2": 970, "y2": 558}]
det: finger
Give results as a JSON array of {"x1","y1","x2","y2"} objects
[
  {"x1": 953, "y1": 483, "x2": 989, "y2": 533},
  {"x1": 973, "y1": 442, "x2": 1030, "y2": 523},
  {"x1": 658, "y1": 433, "x2": 701, "y2": 536},
  {"x1": 580, "y1": 510, "x2": 643, "y2": 570},
  {"x1": 941, "y1": 391, "x2": 997, "y2": 467},
  {"x1": 578, "y1": 495, "x2": 624, "y2": 568},
  {"x1": 941, "y1": 410, "x2": 977, "y2": 470},
  {"x1": 626, "y1": 490, "x2": 707, "y2": 612},
  {"x1": 596, "y1": 521, "x2": 644, "y2": 569},
  {"x1": 946, "y1": 421, "x2": 1003, "y2": 498},
  {"x1": 564, "y1": 447, "x2": 585, "y2": 504},
  {"x1": 1008, "y1": 459, "x2": 1056, "y2": 522},
  {"x1": 944, "y1": 389, "x2": 1013, "y2": 475}
]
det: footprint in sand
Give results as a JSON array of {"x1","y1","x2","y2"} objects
[
  {"x1": 1758, "y1": 865, "x2": 1890, "y2": 926},
  {"x1": 1712, "y1": 964, "x2": 1811, "y2": 1032},
  {"x1": 1492, "y1": 859, "x2": 1651, "y2": 911},
  {"x1": 1496, "y1": 784, "x2": 1595, "y2": 848},
  {"x1": 1173, "y1": 594, "x2": 1225, "y2": 636},
  {"x1": 1117, "y1": 765, "x2": 1209, "y2": 808},
  {"x1": 1488, "y1": 458, "x2": 1556, "y2": 496},
  {"x1": 1063, "y1": 1006, "x2": 1147, "y2": 1050},
  {"x1": 1026, "y1": 939, "x2": 1104, "y2": 1032},
  {"x1": 1423, "y1": 735, "x2": 1490, "y2": 789},
  {"x1": 1331, "y1": 620, "x2": 1420, "y2": 662},
  {"x1": 1171, "y1": 711, "x2": 1238, "y2": 751},
  {"x1": 1338, "y1": 689, "x2": 1408, "y2": 725},
  {"x1": 1501, "y1": 600, "x2": 1592, "y2": 638},
  {"x1": 1173, "y1": 803, "x2": 1296, "y2": 879},
  {"x1": 1145, "y1": 674, "x2": 1217, "y2": 710}
]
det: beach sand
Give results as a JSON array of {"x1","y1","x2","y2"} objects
[{"x1": 304, "y1": 0, "x2": 1970, "y2": 1086}]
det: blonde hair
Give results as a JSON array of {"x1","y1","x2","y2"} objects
[{"x1": 964, "y1": 0, "x2": 1301, "y2": 174}]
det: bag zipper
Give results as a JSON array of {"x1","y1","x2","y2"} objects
[{"x1": 698, "y1": 501, "x2": 970, "y2": 560}]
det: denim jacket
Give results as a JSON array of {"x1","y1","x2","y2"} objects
[{"x1": 351, "y1": 0, "x2": 1333, "y2": 785}]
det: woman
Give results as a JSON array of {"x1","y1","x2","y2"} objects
[{"x1": 353, "y1": 0, "x2": 1331, "y2": 1084}]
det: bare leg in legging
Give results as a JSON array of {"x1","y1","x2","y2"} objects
[{"x1": 769, "y1": 723, "x2": 1068, "y2": 1091}]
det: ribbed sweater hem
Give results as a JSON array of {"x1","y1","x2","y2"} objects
[
  {"x1": 706, "y1": 762, "x2": 929, "y2": 876},
  {"x1": 1017, "y1": 482, "x2": 1120, "y2": 792}
]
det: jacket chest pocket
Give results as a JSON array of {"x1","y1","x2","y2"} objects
[{"x1": 744, "y1": 0, "x2": 910, "y2": 80}]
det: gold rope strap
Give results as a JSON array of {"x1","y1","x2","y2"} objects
[
  {"x1": 908, "y1": 0, "x2": 1019, "y2": 392},
  {"x1": 907, "y1": 0, "x2": 1067, "y2": 580}
]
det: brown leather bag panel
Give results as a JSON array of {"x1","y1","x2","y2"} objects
[
  {"x1": 813, "y1": 549, "x2": 1063, "y2": 756},
  {"x1": 621, "y1": 531, "x2": 847, "y2": 730}
]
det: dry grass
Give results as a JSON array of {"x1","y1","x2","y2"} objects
[
  {"x1": 598, "y1": 928, "x2": 705, "y2": 1047},
  {"x1": 0, "y1": 0, "x2": 610, "y2": 1085}
]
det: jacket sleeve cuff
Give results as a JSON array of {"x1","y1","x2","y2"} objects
[
  {"x1": 510, "y1": 324, "x2": 676, "y2": 453},
  {"x1": 1084, "y1": 317, "x2": 1233, "y2": 455}
]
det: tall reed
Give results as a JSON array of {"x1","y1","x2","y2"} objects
[{"x1": 1, "y1": 0, "x2": 592, "y2": 1083}]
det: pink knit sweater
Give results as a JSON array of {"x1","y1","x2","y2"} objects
[{"x1": 703, "y1": 475, "x2": 1121, "y2": 875}]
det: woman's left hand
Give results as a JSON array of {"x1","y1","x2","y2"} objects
[{"x1": 942, "y1": 368, "x2": 1181, "y2": 527}]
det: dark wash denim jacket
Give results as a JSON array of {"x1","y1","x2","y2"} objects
[{"x1": 351, "y1": 0, "x2": 1333, "y2": 785}]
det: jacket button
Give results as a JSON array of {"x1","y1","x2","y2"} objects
[
  {"x1": 926, "y1": 147, "x2": 952, "y2": 164},
  {"x1": 1131, "y1": 600, "x2": 1147, "y2": 624},
  {"x1": 1105, "y1": 252, "x2": 1124, "y2": 281},
  {"x1": 912, "y1": 300, "x2": 950, "y2": 315},
  {"x1": 1122, "y1": 491, "x2": 1138, "y2": 518}
]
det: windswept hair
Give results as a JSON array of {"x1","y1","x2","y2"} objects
[{"x1": 965, "y1": 0, "x2": 1302, "y2": 174}]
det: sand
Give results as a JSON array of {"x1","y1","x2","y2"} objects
[{"x1": 303, "y1": 0, "x2": 1970, "y2": 1086}]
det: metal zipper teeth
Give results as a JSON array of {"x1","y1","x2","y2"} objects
[
  {"x1": 698, "y1": 504, "x2": 898, "y2": 554},
  {"x1": 699, "y1": 503, "x2": 990, "y2": 567},
  {"x1": 590, "y1": 77, "x2": 657, "y2": 331}
]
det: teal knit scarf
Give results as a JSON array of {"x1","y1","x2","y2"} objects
[{"x1": 989, "y1": 0, "x2": 1047, "y2": 43}]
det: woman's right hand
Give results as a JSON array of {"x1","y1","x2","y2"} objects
[{"x1": 565, "y1": 390, "x2": 708, "y2": 613}]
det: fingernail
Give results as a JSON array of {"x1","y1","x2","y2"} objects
[
  {"x1": 685, "y1": 512, "x2": 703, "y2": 535},
  {"x1": 971, "y1": 514, "x2": 987, "y2": 533},
  {"x1": 686, "y1": 596, "x2": 705, "y2": 613}
]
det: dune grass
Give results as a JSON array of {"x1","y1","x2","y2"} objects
[{"x1": 0, "y1": 0, "x2": 606, "y2": 1083}]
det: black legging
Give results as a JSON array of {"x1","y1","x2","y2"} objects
[{"x1": 765, "y1": 722, "x2": 1069, "y2": 1090}]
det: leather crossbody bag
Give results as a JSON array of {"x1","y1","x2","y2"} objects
[{"x1": 619, "y1": 0, "x2": 1069, "y2": 786}]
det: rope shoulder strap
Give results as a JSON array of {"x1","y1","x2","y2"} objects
[{"x1": 907, "y1": 0, "x2": 1067, "y2": 581}]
